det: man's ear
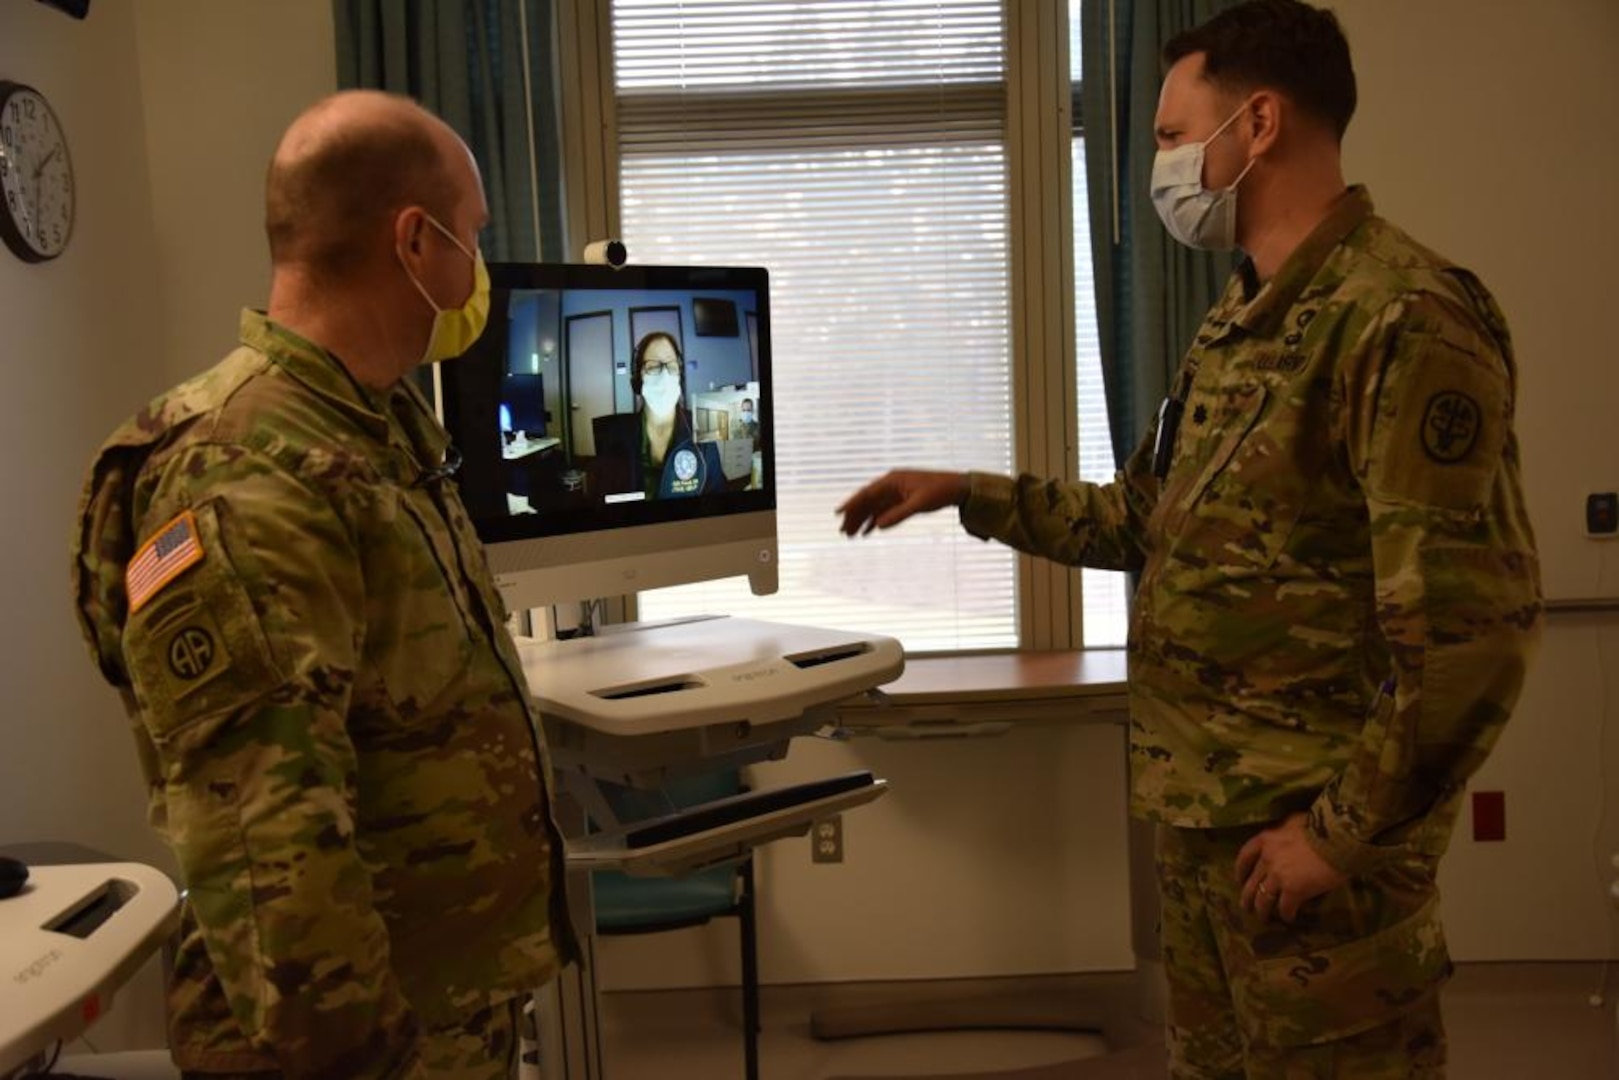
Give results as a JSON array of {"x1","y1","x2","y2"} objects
[
  {"x1": 394, "y1": 206, "x2": 428, "y2": 258},
  {"x1": 1247, "y1": 91, "x2": 1282, "y2": 157}
]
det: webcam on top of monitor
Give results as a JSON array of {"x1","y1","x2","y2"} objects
[{"x1": 582, "y1": 239, "x2": 628, "y2": 269}]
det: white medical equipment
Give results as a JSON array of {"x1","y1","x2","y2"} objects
[
  {"x1": 0, "y1": 862, "x2": 181, "y2": 1078},
  {"x1": 518, "y1": 614, "x2": 901, "y2": 1078}
]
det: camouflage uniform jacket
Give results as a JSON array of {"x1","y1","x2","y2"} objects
[
  {"x1": 71, "y1": 311, "x2": 579, "y2": 1078},
  {"x1": 962, "y1": 187, "x2": 1541, "y2": 876}
]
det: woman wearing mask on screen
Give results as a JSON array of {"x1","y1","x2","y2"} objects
[{"x1": 594, "y1": 331, "x2": 726, "y2": 500}]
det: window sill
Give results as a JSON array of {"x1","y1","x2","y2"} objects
[{"x1": 835, "y1": 649, "x2": 1129, "y2": 732}]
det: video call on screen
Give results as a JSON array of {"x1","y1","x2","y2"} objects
[{"x1": 447, "y1": 285, "x2": 768, "y2": 526}]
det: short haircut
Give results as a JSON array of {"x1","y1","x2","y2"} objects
[
  {"x1": 265, "y1": 100, "x2": 459, "y2": 279},
  {"x1": 741, "y1": 398, "x2": 754, "y2": 409},
  {"x1": 631, "y1": 331, "x2": 685, "y2": 398},
  {"x1": 1163, "y1": 0, "x2": 1356, "y2": 141}
]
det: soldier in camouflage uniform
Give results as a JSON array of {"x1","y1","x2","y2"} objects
[
  {"x1": 837, "y1": 2, "x2": 1540, "y2": 1077},
  {"x1": 71, "y1": 91, "x2": 576, "y2": 1078}
]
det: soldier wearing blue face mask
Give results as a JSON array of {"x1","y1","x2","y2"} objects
[
  {"x1": 1149, "y1": 96, "x2": 1260, "y2": 251},
  {"x1": 836, "y1": 2, "x2": 1540, "y2": 1076}
]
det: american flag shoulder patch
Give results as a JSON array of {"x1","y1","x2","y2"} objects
[{"x1": 126, "y1": 510, "x2": 205, "y2": 614}]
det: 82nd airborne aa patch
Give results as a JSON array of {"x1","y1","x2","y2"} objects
[
  {"x1": 167, "y1": 625, "x2": 217, "y2": 681},
  {"x1": 1421, "y1": 391, "x2": 1482, "y2": 464}
]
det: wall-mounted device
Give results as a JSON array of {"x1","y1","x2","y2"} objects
[
  {"x1": 1586, "y1": 491, "x2": 1617, "y2": 538},
  {"x1": 36, "y1": 0, "x2": 90, "y2": 17}
]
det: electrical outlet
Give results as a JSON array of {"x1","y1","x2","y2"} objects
[
  {"x1": 1587, "y1": 492, "x2": 1618, "y2": 538},
  {"x1": 1472, "y1": 791, "x2": 1506, "y2": 842},
  {"x1": 812, "y1": 815, "x2": 843, "y2": 864}
]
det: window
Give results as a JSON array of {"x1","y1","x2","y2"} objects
[{"x1": 584, "y1": 0, "x2": 1120, "y2": 652}]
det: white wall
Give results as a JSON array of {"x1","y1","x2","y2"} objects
[
  {"x1": 2, "y1": 0, "x2": 171, "y2": 1052},
  {"x1": 598, "y1": 724, "x2": 1135, "y2": 991},
  {"x1": 1336, "y1": 0, "x2": 1619, "y2": 962},
  {"x1": 133, "y1": 0, "x2": 335, "y2": 386},
  {"x1": 1, "y1": 0, "x2": 164, "y2": 869},
  {"x1": 0, "y1": 0, "x2": 336, "y2": 857},
  {"x1": 0, "y1": 0, "x2": 335, "y2": 1051}
]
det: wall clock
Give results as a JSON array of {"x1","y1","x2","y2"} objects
[{"x1": 0, "y1": 80, "x2": 75, "y2": 262}]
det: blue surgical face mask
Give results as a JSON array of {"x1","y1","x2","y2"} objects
[{"x1": 1150, "y1": 100, "x2": 1258, "y2": 251}]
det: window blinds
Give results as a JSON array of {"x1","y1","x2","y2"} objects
[{"x1": 616, "y1": 0, "x2": 1019, "y2": 652}]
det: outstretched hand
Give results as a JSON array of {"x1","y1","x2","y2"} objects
[{"x1": 836, "y1": 470, "x2": 969, "y2": 536}]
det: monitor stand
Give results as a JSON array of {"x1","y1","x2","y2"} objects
[{"x1": 518, "y1": 612, "x2": 905, "y2": 1080}]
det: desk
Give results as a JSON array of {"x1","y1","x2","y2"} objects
[
  {"x1": 820, "y1": 650, "x2": 1166, "y2": 1074},
  {"x1": 502, "y1": 438, "x2": 564, "y2": 515},
  {"x1": 504, "y1": 436, "x2": 561, "y2": 460}
]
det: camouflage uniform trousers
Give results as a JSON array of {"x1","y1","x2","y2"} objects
[
  {"x1": 1155, "y1": 825, "x2": 1450, "y2": 1079},
  {"x1": 178, "y1": 995, "x2": 528, "y2": 1080},
  {"x1": 418, "y1": 996, "x2": 525, "y2": 1080}
]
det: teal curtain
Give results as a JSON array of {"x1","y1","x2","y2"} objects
[
  {"x1": 333, "y1": 0, "x2": 566, "y2": 264},
  {"x1": 1080, "y1": 0, "x2": 1238, "y2": 468}
]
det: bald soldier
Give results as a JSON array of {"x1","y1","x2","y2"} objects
[
  {"x1": 72, "y1": 91, "x2": 575, "y2": 1078},
  {"x1": 838, "y1": 2, "x2": 1539, "y2": 1077}
]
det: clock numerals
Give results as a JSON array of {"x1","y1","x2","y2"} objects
[{"x1": 0, "y1": 82, "x2": 73, "y2": 261}]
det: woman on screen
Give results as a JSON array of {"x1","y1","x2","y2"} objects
[{"x1": 594, "y1": 331, "x2": 725, "y2": 500}]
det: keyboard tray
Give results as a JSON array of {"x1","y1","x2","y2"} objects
[{"x1": 567, "y1": 771, "x2": 887, "y2": 876}]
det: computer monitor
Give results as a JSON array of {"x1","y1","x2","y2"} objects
[{"x1": 438, "y1": 262, "x2": 777, "y2": 610}]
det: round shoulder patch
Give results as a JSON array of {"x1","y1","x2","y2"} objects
[
  {"x1": 1421, "y1": 391, "x2": 1482, "y2": 464},
  {"x1": 673, "y1": 448, "x2": 699, "y2": 482},
  {"x1": 167, "y1": 625, "x2": 218, "y2": 681}
]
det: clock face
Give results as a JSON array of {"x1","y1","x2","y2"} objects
[{"x1": 0, "y1": 82, "x2": 75, "y2": 262}]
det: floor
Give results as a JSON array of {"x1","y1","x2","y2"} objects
[
  {"x1": 41, "y1": 963, "x2": 1618, "y2": 1078},
  {"x1": 597, "y1": 963, "x2": 1619, "y2": 1079}
]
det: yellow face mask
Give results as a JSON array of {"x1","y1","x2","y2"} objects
[{"x1": 400, "y1": 213, "x2": 491, "y2": 365}]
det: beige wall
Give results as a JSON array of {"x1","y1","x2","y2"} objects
[
  {"x1": 598, "y1": 723, "x2": 1135, "y2": 990},
  {"x1": 0, "y1": 0, "x2": 335, "y2": 1051},
  {"x1": 133, "y1": 0, "x2": 336, "y2": 387},
  {"x1": 1, "y1": 0, "x2": 172, "y2": 1052},
  {"x1": 1, "y1": 0, "x2": 164, "y2": 869},
  {"x1": 1335, "y1": 0, "x2": 1619, "y2": 962},
  {"x1": 1337, "y1": 0, "x2": 1619, "y2": 601}
]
